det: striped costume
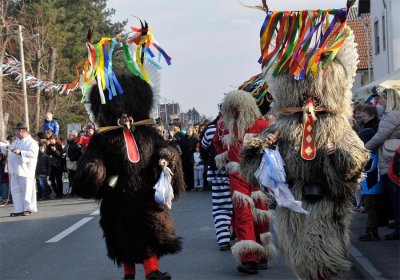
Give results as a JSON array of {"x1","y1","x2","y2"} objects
[{"x1": 201, "y1": 123, "x2": 233, "y2": 248}]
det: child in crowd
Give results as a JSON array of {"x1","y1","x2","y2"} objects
[
  {"x1": 36, "y1": 144, "x2": 52, "y2": 200},
  {"x1": 193, "y1": 143, "x2": 204, "y2": 191}
]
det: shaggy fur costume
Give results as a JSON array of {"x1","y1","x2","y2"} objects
[
  {"x1": 215, "y1": 91, "x2": 275, "y2": 266},
  {"x1": 73, "y1": 73, "x2": 185, "y2": 266},
  {"x1": 240, "y1": 33, "x2": 369, "y2": 279}
]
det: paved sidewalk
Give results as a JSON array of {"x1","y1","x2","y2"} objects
[{"x1": 348, "y1": 212, "x2": 400, "y2": 280}]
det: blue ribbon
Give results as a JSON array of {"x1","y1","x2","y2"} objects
[
  {"x1": 107, "y1": 38, "x2": 124, "y2": 100},
  {"x1": 102, "y1": 45, "x2": 112, "y2": 100},
  {"x1": 153, "y1": 43, "x2": 172, "y2": 65},
  {"x1": 145, "y1": 52, "x2": 162, "y2": 70},
  {"x1": 145, "y1": 47, "x2": 155, "y2": 58}
]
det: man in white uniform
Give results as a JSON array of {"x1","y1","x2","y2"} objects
[{"x1": 0, "y1": 122, "x2": 39, "y2": 216}]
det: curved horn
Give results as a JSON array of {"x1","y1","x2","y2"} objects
[
  {"x1": 139, "y1": 17, "x2": 144, "y2": 29},
  {"x1": 131, "y1": 15, "x2": 144, "y2": 29},
  {"x1": 241, "y1": 0, "x2": 268, "y2": 12},
  {"x1": 143, "y1": 20, "x2": 149, "y2": 36},
  {"x1": 347, "y1": 0, "x2": 356, "y2": 10},
  {"x1": 262, "y1": 0, "x2": 269, "y2": 12}
]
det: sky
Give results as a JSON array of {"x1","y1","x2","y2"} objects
[{"x1": 107, "y1": 0, "x2": 347, "y2": 117}]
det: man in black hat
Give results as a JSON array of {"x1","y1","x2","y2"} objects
[{"x1": 0, "y1": 122, "x2": 39, "y2": 216}]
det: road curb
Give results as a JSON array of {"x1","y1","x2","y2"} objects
[{"x1": 348, "y1": 243, "x2": 388, "y2": 280}]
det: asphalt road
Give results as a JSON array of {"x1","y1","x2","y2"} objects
[{"x1": 0, "y1": 191, "x2": 363, "y2": 280}]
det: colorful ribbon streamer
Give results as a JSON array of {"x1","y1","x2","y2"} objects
[
  {"x1": 238, "y1": 73, "x2": 273, "y2": 107},
  {"x1": 67, "y1": 21, "x2": 172, "y2": 104},
  {"x1": 1, "y1": 53, "x2": 76, "y2": 94},
  {"x1": 259, "y1": 7, "x2": 350, "y2": 80}
]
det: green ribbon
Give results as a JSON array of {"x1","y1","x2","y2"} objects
[
  {"x1": 122, "y1": 42, "x2": 143, "y2": 79},
  {"x1": 273, "y1": 13, "x2": 300, "y2": 76}
]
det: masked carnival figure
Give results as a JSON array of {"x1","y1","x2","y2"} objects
[
  {"x1": 73, "y1": 23, "x2": 185, "y2": 280},
  {"x1": 240, "y1": 1, "x2": 369, "y2": 279},
  {"x1": 213, "y1": 75, "x2": 275, "y2": 275}
]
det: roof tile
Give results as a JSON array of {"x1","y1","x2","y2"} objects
[{"x1": 348, "y1": 17, "x2": 373, "y2": 70}]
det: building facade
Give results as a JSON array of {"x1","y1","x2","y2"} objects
[
  {"x1": 370, "y1": 0, "x2": 400, "y2": 79},
  {"x1": 159, "y1": 102, "x2": 180, "y2": 126}
]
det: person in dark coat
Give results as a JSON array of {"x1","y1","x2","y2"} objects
[
  {"x1": 73, "y1": 73, "x2": 185, "y2": 280},
  {"x1": 47, "y1": 135, "x2": 64, "y2": 198},
  {"x1": 180, "y1": 126, "x2": 199, "y2": 190},
  {"x1": 64, "y1": 131, "x2": 82, "y2": 196},
  {"x1": 36, "y1": 144, "x2": 52, "y2": 200},
  {"x1": 359, "y1": 104, "x2": 380, "y2": 133},
  {"x1": 166, "y1": 130, "x2": 182, "y2": 155}
]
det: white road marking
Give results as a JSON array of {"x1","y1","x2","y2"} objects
[
  {"x1": 46, "y1": 217, "x2": 94, "y2": 243},
  {"x1": 90, "y1": 210, "x2": 100, "y2": 215}
]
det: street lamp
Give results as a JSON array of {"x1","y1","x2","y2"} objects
[{"x1": 165, "y1": 103, "x2": 168, "y2": 125}]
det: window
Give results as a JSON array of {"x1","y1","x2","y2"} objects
[
  {"x1": 382, "y1": 16, "x2": 386, "y2": 51},
  {"x1": 374, "y1": 20, "x2": 380, "y2": 54}
]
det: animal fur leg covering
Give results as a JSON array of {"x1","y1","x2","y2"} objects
[
  {"x1": 260, "y1": 232, "x2": 277, "y2": 260},
  {"x1": 231, "y1": 240, "x2": 267, "y2": 263},
  {"x1": 275, "y1": 197, "x2": 352, "y2": 280}
]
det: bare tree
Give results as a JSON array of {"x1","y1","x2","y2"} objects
[
  {"x1": 0, "y1": 0, "x2": 18, "y2": 140},
  {"x1": 19, "y1": 4, "x2": 54, "y2": 133}
]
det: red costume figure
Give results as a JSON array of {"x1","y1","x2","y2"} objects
[
  {"x1": 76, "y1": 124, "x2": 94, "y2": 150},
  {"x1": 213, "y1": 90, "x2": 275, "y2": 274}
]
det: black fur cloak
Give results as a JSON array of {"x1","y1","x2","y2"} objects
[{"x1": 73, "y1": 73, "x2": 185, "y2": 265}]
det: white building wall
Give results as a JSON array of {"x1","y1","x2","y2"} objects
[
  {"x1": 371, "y1": 0, "x2": 400, "y2": 80},
  {"x1": 353, "y1": 72, "x2": 363, "y2": 90},
  {"x1": 390, "y1": 0, "x2": 400, "y2": 72}
]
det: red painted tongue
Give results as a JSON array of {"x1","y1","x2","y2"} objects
[{"x1": 123, "y1": 129, "x2": 140, "y2": 163}]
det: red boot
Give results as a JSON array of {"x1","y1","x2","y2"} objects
[
  {"x1": 122, "y1": 262, "x2": 135, "y2": 280},
  {"x1": 143, "y1": 256, "x2": 171, "y2": 280}
]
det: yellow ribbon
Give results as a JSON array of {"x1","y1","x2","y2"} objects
[{"x1": 136, "y1": 35, "x2": 151, "y2": 84}]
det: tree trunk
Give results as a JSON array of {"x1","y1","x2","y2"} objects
[
  {"x1": 4, "y1": 112, "x2": 9, "y2": 129},
  {"x1": 0, "y1": 72, "x2": 4, "y2": 140},
  {"x1": 0, "y1": 37, "x2": 10, "y2": 140}
]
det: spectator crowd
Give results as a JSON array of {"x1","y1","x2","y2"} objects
[
  {"x1": 0, "y1": 112, "x2": 95, "y2": 209},
  {"x1": 351, "y1": 86, "x2": 400, "y2": 241}
]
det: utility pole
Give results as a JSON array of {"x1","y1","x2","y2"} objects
[
  {"x1": 18, "y1": 25, "x2": 29, "y2": 131},
  {"x1": 164, "y1": 103, "x2": 167, "y2": 125},
  {"x1": 35, "y1": 50, "x2": 41, "y2": 132},
  {"x1": 47, "y1": 47, "x2": 56, "y2": 112}
]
